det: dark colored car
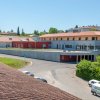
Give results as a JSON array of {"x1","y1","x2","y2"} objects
[{"x1": 34, "y1": 77, "x2": 47, "y2": 83}]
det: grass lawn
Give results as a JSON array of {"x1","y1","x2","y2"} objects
[{"x1": 0, "y1": 57, "x2": 29, "y2": 69}]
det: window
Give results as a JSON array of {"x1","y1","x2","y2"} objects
[
  {"x1": 79, "y1": 37, "x2": 81, "y2": 40},
  {"x1": 56, "y1": 38, "x2": 58, "y2": 40},
  {"x1": 61, "y1": 38, "x2": 62, "y2": 40},
  {"x1": 42, "y1": 44, "x2": 46, "y2": 48},
  {"x1": 85, "y1": 37, "x2": 88, "y2": 40},
  {"x1": 57, "y1": 44, "x2": 58, "y2": 49},
  {"x1": 9, "y1": 38, "x2": 12, "y2": 40},
  {"x1": 92, "y1": 37, "x2": 95, "y2": 40},
  {"x1": 67, "y1": 37, "x2": 69, "y2": 40},
  {"x1": 65, "y1": 45, "x2": 72, "y2": 48}
]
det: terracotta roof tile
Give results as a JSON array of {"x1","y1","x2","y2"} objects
[
  {"x1": 0, "y1": 36, "x2": 34, "y2": 42},
  {"x1": 0, "y1": 63, "x2": 80, "y2": 100},
  {"x1": 40, "y1": 31, "x2": 100, "y2": 38}
]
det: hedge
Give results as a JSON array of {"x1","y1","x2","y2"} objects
[{"x1": 76, "y1": 56, "x2": 100, "y2": 81}]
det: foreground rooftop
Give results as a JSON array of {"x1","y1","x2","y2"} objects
[{"x1": 0, "y1": 63, "x2": 80, "y2": 100}]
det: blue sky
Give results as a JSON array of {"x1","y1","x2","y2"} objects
[{"x1": 0, "y1": 0, "x2": 100, "y2": 33}]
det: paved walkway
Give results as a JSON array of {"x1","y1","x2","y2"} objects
[{"x1": 0, "y1": 54, "x2": 100, "y2": 100}]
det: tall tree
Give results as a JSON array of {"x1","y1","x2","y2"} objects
[
  {"x1": 11, "y1": 29, "x2": 14, "y2": 32},
  {"x1": 22, "y1": 28, "x2": 25, "y2": 36},
  {"x1": 49, "y1": 27, "x2": 58, "y2": 34},
  {"x1": 75, "y1": 25, "x2": 78, "y2": 28},
  {"x1": 33, "y1": 30, "x2": 39, "y2": 36},
  {"x1": 17, "y1": 27, "x2": 20, "y2": 35}
]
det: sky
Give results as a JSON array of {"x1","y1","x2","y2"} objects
[{"x1": 0, "y1": 0, "x2": 100, "y2": 33}]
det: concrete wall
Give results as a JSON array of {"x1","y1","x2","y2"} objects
[{"x1": 0, "y1": 49, "x2": 60, "y2": 62}]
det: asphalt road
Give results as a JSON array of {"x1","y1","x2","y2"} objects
[{"x1": 0, "y1": 54, "x2": 100, "y2": 100}]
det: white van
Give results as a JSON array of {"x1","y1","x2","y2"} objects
[{"x1": 91, "y1": 83, "x2": 100, "y2": 96}]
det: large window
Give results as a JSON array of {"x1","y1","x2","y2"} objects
[
  {"x1": 92, "y1": 37, "x2": 95, "y2": 40},
  {"x1": 92, "y1": 37, "x2": 97, "y2": 40},
  {"x1": 65, "y1": 45, "x2": 72, "y2": 48},
  {"x1": 96, "y1": 45, "x2": 100, "y2": 49}
]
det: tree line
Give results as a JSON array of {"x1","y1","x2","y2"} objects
[
  {"x1": 0, "y1": 27, "x2": 26, "y2": 36},
  {"x1": 17, "y1": 27, "x2": 65, "y2": 36},
  {"x1": 0, "y1": 27, "x2": 65, "y2": 36},
  {"x1": 33, "y1": 27, "x2": 65, "y2": 36}
]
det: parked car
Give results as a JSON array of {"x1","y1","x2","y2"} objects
[
  {"x1": 22, "y1": 71, "x2": 47, "y2": 83},
  {"x1": 91, "y1": 83, "x2": 100, "y2": 96},
  {"x1": 22, "y1": 71, "x2": 34, "y2": 77},
  {"x1": 88, "y1": 79, "x2": 100, "y2": 87},
  {"x1": 34, "y1": 76, "x2": 47, "y2": 83}
]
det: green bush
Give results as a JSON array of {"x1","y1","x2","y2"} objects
[
  {"x1": 91, "y1": 62, "x2": 100, "y2": 80},
  {"x1": 76, "y1": 57, "x2": 100, "y2": 81},
  {"x1": 76, "y1": 60, "x2": 92, "y2": 80},
  {"x1": 96, "y1": 56, "x2": 100, "y2": 64}
]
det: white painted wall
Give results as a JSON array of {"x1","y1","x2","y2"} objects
[{"x1": 51, "y1": 40, "x2": 100, "y2": 51}]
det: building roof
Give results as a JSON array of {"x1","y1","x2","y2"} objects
[
  {"x1": 0, "y1": 32, "x2": 16, "y2": 35},
  {"x1": 40, "y1": 31, "x2": 100, "y2": 38},
  {"x1": 0, "y1": 36, "x2": 34, "y2": 42},
  {"x1": 0, "y1": 63, "x2": 80, "y2": 100}
]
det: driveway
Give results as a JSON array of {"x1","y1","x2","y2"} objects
[{"x1": 0, "y1": 54, "x2": 99, "y2": 100}]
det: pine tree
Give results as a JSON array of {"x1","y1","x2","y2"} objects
[
  {"x1": 17, "y1": 27, "x2": 20, "y2": 35},
  {"x1": 22, "y1": 29, "x2": 25, "y2": 36}
]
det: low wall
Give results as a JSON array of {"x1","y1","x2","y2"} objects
[{"x1": 0, "y1": 49, "x2": 60, "y2": 62}]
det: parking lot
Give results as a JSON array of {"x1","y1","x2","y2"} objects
[{"x1": 0, "y1": 54, "x2": 100, "y2": 100}]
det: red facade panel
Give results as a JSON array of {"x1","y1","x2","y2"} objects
[
  {"x1": 60, "y1": 55, "x2": 77, "y2": 62},
  {"x1": 12, "y1": 41, "x2": 51, "y2": 49}
]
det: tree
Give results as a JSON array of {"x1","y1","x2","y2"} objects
[
  {"x1": 39, "y1": 30, "x2": 47, "y2": 36},
  {"x1": 0, "y1": 30, "x2": 2, "y2": 33},
  {"x1": 11, "y1": 29, "x2": 14, "y2": 33},
  {"x1": 33, "y1": 30, "x2": 39, "y2": 36},
  {"x1": 17, "y1": 27, "x2": 20, "y2": 35},
  {"x1": 89, "y1": 28, "x2": 97, "y2": 31},
  {"x1": 75, "y1": 25, "x2": 78, "y2": 28},
  {"x1": 49, "y1": 27, "x2": 58, "y2": 34},
  {"x1": 22, "y1": 29, "x2": 25, "y2": 36},
  {"x1": 58, "y1": 30, "x2": 64, "y2": 33}
]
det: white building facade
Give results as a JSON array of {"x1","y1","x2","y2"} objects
[{"x1": 40, "y1": 31, "x2": 100, "y2": 62}]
